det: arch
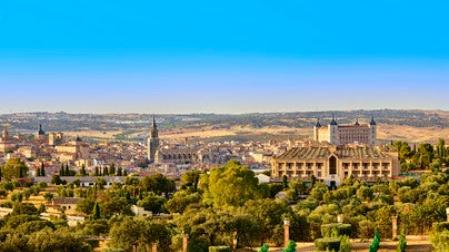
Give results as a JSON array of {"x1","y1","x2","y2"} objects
[{"x1": 329, "y1": 156, "x2": 337, "y2": 175}]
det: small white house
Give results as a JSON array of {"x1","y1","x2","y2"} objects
[{"x1": 256, "y1": 174, "x2": 271, "y2": 184}]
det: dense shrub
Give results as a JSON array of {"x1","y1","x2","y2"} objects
[
  {"x1": 315, "y1": 237, "x2": 341, "y2": 251},
  {"x1": 434, "y1": 222, "x2": 449, "y2": 233},
  {"x1": 209, "y1": 246, "x2": 231, "y2": 252},
  {"x1": 282, "y1": 241, "x2": 296, "y2": 252},
  {"x1": 369, "y1": 231, "x2": 381, "y2": 252},
  {"x1": 321, "y1": 223, "x2": 352, "y2": 238},
  {"x1": 259, "y1": 244, "x2": 269, "y2": 252},
  {"x1": 431, "y1": 228, "x2": 449, "y2": 251},
  {"x1": 340, "y1": 235, "x2": 351, "y2": 252},
  {"x1": 397, "y1": 234, "x2": 407, "y2": 252}
]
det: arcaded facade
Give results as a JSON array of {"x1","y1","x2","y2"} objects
[{"x1": 271, "y1": 145, "x2": 399, "y2": 186}]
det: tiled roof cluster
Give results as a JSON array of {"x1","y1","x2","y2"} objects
[{"x1": 276, "y1": 146, "x2": 389, "y2": 161}]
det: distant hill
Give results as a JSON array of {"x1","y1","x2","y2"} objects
[
  {"x1": 0, "y1": 109, "x2": 447, "y2": 133},
  {"x1": 2, "y1": 110, "x2": 449, "y2": 143}
]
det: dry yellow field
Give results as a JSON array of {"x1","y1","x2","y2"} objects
[
  {"x1": 159, "y1": 124, "x2": 449, "y2": 143},
  {"x1": 63, "y1": 130, "x2": 123, "y2": 139},
  {"x1": 160, "y1": 125, "x2": 311, "y2": 140},
  {"x1": 64, "y1": 124, "x2": 449, "y2": 144}
]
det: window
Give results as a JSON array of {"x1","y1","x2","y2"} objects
[{"x1": 329, "y1": 156, "x2": 337, "y2": 175}]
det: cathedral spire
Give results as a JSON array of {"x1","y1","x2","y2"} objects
[
  {"x1": 370, "y1": 116, "x2": 377, "y2": 126},
  {"x1": 330, "y1": 113, "x2": 338, "y2": 126},
  {"x1": 148, "y1": 116, "x2": 160, "y2": 163},
  {"x1": 152, "y1": 115, "x2": 157, "y2": 128},
  {"x1": 315, "y1": 118, "x2": 321, "y2": 127},
  {"x1": 38, "y1": 124, "x2": 45, "y2": 135},
  {"x1": 150, "y1": 116, "x2": 159, "y2": 138}
]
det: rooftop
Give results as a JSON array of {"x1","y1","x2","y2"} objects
[{"x1": 275, "y1": 145, "x2": 391, "y2": 160}]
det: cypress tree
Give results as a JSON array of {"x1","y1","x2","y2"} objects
[
  {"x1": 92, "y1": 202, "x2": 101, "y2": 220},
  {"x1": 80, "y1": 164, "x2": 86, "y2": 176},
  {"x1": 64, "y1": 164, "x2": 70, "y2": 176},
  {"x1": 117, "y1": 167, "x2": 122, "y2": 176},
  {"x1": 59, "y1": 164, "x2": 64, "y2": 176},
  {"x1": 110, "y1": 163, "x2": 116, "y2": 175},
  {"x1": 40, "y1": 163, "x2": 45, "y2": 177},
  {"x1": 94, "y1": 166, "x2": 99, "y2": 176},
  {"x1": 103, "y1": 166, "x2": 109, "y2": 176}
]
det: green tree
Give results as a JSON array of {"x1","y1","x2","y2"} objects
[
  {"x1": 51, "y1": 175, "x2": 64, "y2": 185},
  {"x1": 65, "y1": 164, "x2": 70, "y2": 176},
  {"x1": 103, "y1": 166, "x2": 109, "y2": 176},
  {"x1": 165, "y1": 190, "x2": 201, "y2": 214},
  {"x1": 27, "y1": 228, "x2": 92, "y2": 252},
  {"x1": 92, "y1": 202, "x2": 101, "y2": 220},
  {"x1": 40, "y1": 163, "x2": 46, "y2": 177},
  {"x1": 80, "y1": 164, "x2": 87, "y2": 176},
  {"x1": 141, "y1": 173, "x2": 176, "y2": 196},
  {"x1": 138, "y1": 193, "x2": 167, "y2": 214},
  {"x1": 1, "y1": 158, "x2": 28, "y2": 180},
  {"x1": 436, "y1": 139, "x2": 447, "y2": 161},
  {"x1": 117, "y1": 167, "x2": 123, "y2": 176},
  {"x1": 181, "y1": 170, "x2": 202, "y2": 191},
  {"x1": 44, "y1": 192, "x2": 54, "y2": 202},
  {"x1": 110, "y1": 163, "x2": 116, "y2": 175},
  {"x1": 59, "y1": 164, "x2": 64, "y2": 176},
  {"x1": 108, "y1": 217, "x2": 171, "y2": 251},
  {"x1": 205, "y1": 160, "x2": 262, "y2": 208}
]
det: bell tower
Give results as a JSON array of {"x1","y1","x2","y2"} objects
[
  {"x1": 147, "y1": 116, "x2": 160, "y2": 163},
  {"x1": 328, "y1": 114, "x2": 339, "y2": 145},
  {"x1": 369, "y1": 116, "x2": 377, "y2": 145}
]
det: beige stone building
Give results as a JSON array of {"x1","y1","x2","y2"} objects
[
  {"x1": 17, "y1": 145, "x2": 38, "y2": 158},
  {"x1": 49, "y1": 132, "x2": 64, "y2": 146},
  {"x1": 271, "y1": 145, "x2": 399, "y2": 186},
  {"x1": 54, "y1": 137, "x2": 89, "y2": 162},
  {"x1": 314, "y1": 117, "x2": 377, "y2": 146},
  {"x1": 156, "y1": 147, "x2": 199, "y2": 165},
  {"x1": 0, "y1": 127, "x2": 16, "y2": 153}
]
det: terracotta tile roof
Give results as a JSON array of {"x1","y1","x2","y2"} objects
[{"x1": 275, "y1": 146, "x2": 390, "y2": 160}]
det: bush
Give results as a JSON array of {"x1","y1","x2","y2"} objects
[
  {"x1": 321, "y1": 223, "x2": 352, "y2": 238},
  {"x1": 340, "y1": 235, "x2": 351, "y2": 252},
  {"x1": 315, "y1": 237, "x2": 341, "y2": 251},
  {"x1": 397, "y1": 234, "x2": 406, "y2": 252},
  {"x1": 259, "y1": 244, "x2": 269, "y2": 252},
  {"x1": 283, "y1": 241, "x2": 296, "y2": 252},
  {"x1": 369, "y1": 231, "x2": 381, "y2": 252},
  {"x1": 434, "y1": 222, "x2": 449, "y2": 233},
  {"x1": 209, "y1": 246, "x2": 231, "y2": 252},
  {"x1": 0, "y1": 189, "x2": 7, "y2": 197},
  {"x1": 431, "y1": 229, "x2": 449, "y2": 252}
]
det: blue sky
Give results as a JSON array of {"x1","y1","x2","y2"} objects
[{"x1": 1, "y1": 0, "x2": 449, "y2": 114}]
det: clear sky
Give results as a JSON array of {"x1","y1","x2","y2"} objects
[{"x1": 1, "y1": 0, "x2": 449, "y2": 114}]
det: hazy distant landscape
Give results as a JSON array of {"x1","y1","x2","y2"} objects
[{"x1": 2, "y1": 109, "x2": 449, "y2": 143}]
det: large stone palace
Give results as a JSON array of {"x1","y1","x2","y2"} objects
[
  {"x1": 314, "y1": 116, "x2": 377, "y2": 146},
  {"x1": 271, "y1": 145, "x2": 399, "y2": 186},
  {"x1": 272, "y1": 117, "x2": 399, "y2": 186}
]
